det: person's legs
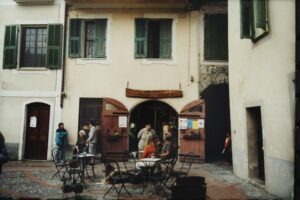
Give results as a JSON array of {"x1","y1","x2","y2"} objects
[
  {"x1": 88, "y1": 144, "x2": 96, "y2": 164},
  {"x1": 56, "y1": 144, "x2": 64, "y2": 162}
]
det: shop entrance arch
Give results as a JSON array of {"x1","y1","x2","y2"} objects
[{"x1": 129, "y1": 100, "x2": 178, "y2": 152}]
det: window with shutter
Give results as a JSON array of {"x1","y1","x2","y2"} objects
[
  {"x1": 47, "y1": 24, "x2": 63, "y2": 69},
  {"x1": 69, "y1": 19, "x2": 107, "y2": 58},
  {"x1": 159, "y1": 19, "x2": 172, "y2": 59},
  {"x1": 240, "y1": 0, "x2": 268, "y2": 42},
  {"x1": 95, "y1": 19, "x2": 107, "y2": 58},
  {"x1": 3, "y1": 24, "x2": 63, "y2": 70},
  {"x1": 3, "y1": 25, "x2": 18, "y2": 69},
  {"x1": 69, "y1": 19, "x2": 82, "y2": 58},
  {"x1": 135, "y1": 19, "x2": 148, "y2": 58},
  {"x1": 204, "y1": 14, "x2": 228, "y2": 61},
  {"x1": 135, "y1": 18, "x2": 172, "y2": 59}
]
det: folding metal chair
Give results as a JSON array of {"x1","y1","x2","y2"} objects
[
  {"x1": 172, "y1": 152, "x2": 197, "y2": 178},
  {"x1": 51, "y1": 147, "x2": 68, "y2": 180},
  {"x1": 62, "y1": 158, "x2": 84, "y2": 195},
  {"x1": 149, "y1": 157, "x2": 177, "y2": 198},
  {"x1": 102, "y1": 158, "x2": 132, "y2": 199}
]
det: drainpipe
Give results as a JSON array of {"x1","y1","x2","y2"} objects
[{"x1": 60, "y1": 3, "x2": 69, "y2": 108}]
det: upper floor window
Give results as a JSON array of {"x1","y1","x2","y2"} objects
[
  {"x1": 21, "y1": 27, "x2": 47, "y2": 67},
  {"x1": 240, "y1": 0, "x2": 269, "y2": 42},
  {"x1": 69, "y1": 19, "x2": 107, "y2": 58},
  {"x1": 3, "y1": 24, "x2": 63, "y2": 69},
  {"x1": 135, "y1": 18, "x2": 172, "y2": 59},
  {"x1": 204, "y1": 14, "x2": 228, "y2": 61}
]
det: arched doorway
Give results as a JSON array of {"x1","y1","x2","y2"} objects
[
  {"x1": 24, "y1": 102, "x2": 50, "y2": 160},
  {"x1": 129, "y1": 100, "x2": 178, "y2": 152}
]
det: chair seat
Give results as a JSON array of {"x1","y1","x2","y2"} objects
[
  {"x1": 111, "y1": 174, "x2": 131, "y2": 183},
  {"x1": 171, "y1": 170, "x2": 187, "y2": 177}
]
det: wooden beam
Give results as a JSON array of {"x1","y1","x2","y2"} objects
[{"x1": 126, "y1": 88, "x2": 183, "y2": 99}]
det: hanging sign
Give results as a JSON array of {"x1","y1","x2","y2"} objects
[
  {"x1": 198, "y1": 119, "x2": 205, "y2": 128},
  {"x1": 118, "y1": 116, "x2": 127, "y2": 128},
  {"x1": 178, "y1": 118, "x2": 188, "y2": 129},
  {"x1": 30, "y1": 116, "x2": 37, "y2": 128}
]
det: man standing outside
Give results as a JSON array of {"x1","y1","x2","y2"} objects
[
  {"x1": 55, "y1": 122, "x2": 68, "y2": 162},
  {"x1": 86, "y1": 121, "x2": 97, "y2": 162}
]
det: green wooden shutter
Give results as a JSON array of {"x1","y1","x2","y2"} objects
[
  {"x1": 47, "y1": 24, "x2": 63, "y2": 69},
  {"x1": 159, "y1": 19, "x2": 172, "y2": 59},
  {"x1": 3, "y1": 25, "x2": 18, "y2": 69},
  {"x1": 254, "y1": 0, "x2": 267, "y2": 30},
  {"x1": 240, "y1": 0, "x2": 252, "y2": 39},
  {"x1": 204, "y1": 14, "x2": 228, "y2": 60},
  {"x1": 135, "y1": 19, "x2": 148, "y2": 58},
  {"x1": 95, "y1": 19, "x2": 107, "y2": 58},
  {"x1": 69, "y1": 19, "x2": 81, "y2": 58}
]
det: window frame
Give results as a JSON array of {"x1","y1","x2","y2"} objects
[
  {"x1": 2, "y1": 23, "x2": 63, "y2": 70},
  {"x1": 20, "y1": 25, "x2": 48, "y2": 68},
  {"x1": 135, "y1": 18, "x2": 173, "y2": 60},
  {"x1": 240, "y1": 0, "x2": 269, "y2": 43},
  {"x1": 68, "y1": 17, "x2": 110, "y2": 64}
]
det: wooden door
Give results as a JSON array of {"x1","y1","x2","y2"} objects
[
  {"x1": 101, "y1": 98, "x2": 129, "y2": 156},
  {"x1": 24, "y1": 103, "x2": 50, "y2": 160},
  {"x1": 179, "y1": 100, "x2": 205, "y2": 162}
]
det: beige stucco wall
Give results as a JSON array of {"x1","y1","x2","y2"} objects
[
  {"x1": 63, "y1": 10, "x2": 200, "y2": 144},
  {"x1": 228, "y1": 0, "x2": 295, "y2": 198}
]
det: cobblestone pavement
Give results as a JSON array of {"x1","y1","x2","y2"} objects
[{"x1": 0, "y1": 161, "x2": 280, "y2": 200}]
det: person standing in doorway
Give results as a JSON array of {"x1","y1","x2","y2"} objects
[
  {"x1": 55, "y1": 122, "x2": 68, "y2": 163},
  {"x1": 137, "y1": 123, "x2": 157, "y2": 151},
  {"x1": 86, "y1": 121, "x2": 97, "y2": 159}
]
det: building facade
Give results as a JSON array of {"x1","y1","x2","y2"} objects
[
  {"x1": 0, "y1": 0, "x2": 229, "y2": 161},
  {"x1": 228, "y1": 0, "x2": 295, "y2": 198},
  {"x1": 0, "y1": 0, "x2": 65, "y2": 160},
  {"x1": 62, "y1": 0, "x2": 228, "y2": 159}
]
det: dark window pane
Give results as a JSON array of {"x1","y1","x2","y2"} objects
[
  {"x1": 204, "y1": 14, "x2": 228, "y2": 60},
  {"x1": 148, "y1": 20, "x2": 160, "y2": 58},
  {"x1": 21, "y1": 27, "x2": 47, "y2": 67}
]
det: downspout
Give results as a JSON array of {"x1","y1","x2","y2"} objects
[{"x1": 61, "y1": 3, "x2": 69, "y2": 108}]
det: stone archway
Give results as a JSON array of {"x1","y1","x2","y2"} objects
[{"x1": 129, "y1": 100, "x2": 178, "y2": 152}]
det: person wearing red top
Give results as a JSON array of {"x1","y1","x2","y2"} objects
[{"x1": 142, "y1": 137, "x2": 156, "y2": 158}]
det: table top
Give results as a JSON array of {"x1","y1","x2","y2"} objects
[
  {"x1": 139, "y1": 158, "x2": 161, "y2": 162},
  {"x1": 77, "y1": 153, "x2": 95, "y2": 158}
]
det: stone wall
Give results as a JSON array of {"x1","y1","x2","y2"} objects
[{"x1": 198, "y1": 65, "x2": 228, "y2": 94}]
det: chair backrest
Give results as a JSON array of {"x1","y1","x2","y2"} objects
[
  {"x1": 161, "y1": 157, "x2": 178, "y2": 179},
  {"x1": 51, "y1": 148, "x2": 59, "y2": 163},
  {"x1": 178, "y1": 152, "x2": 197, "y2": 175},
  {"x1": 102, "y1": 159, "x2": 130, "y2": 183}
]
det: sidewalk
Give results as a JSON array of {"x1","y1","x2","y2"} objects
[{"x1": 0, "y1": 161, "x2": 279, "y2": 200}]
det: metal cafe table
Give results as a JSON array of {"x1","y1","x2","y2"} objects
[{"x1": 76, "y1": 153, "x2": 96, "y2": 181}]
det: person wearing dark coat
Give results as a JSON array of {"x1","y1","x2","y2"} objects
[
  {"x1": 55, "y1": 122, "x2": 68, "y2": 162},
  {"x1": 0, "y1": 132, "x2": 8, "y2": 174}
]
